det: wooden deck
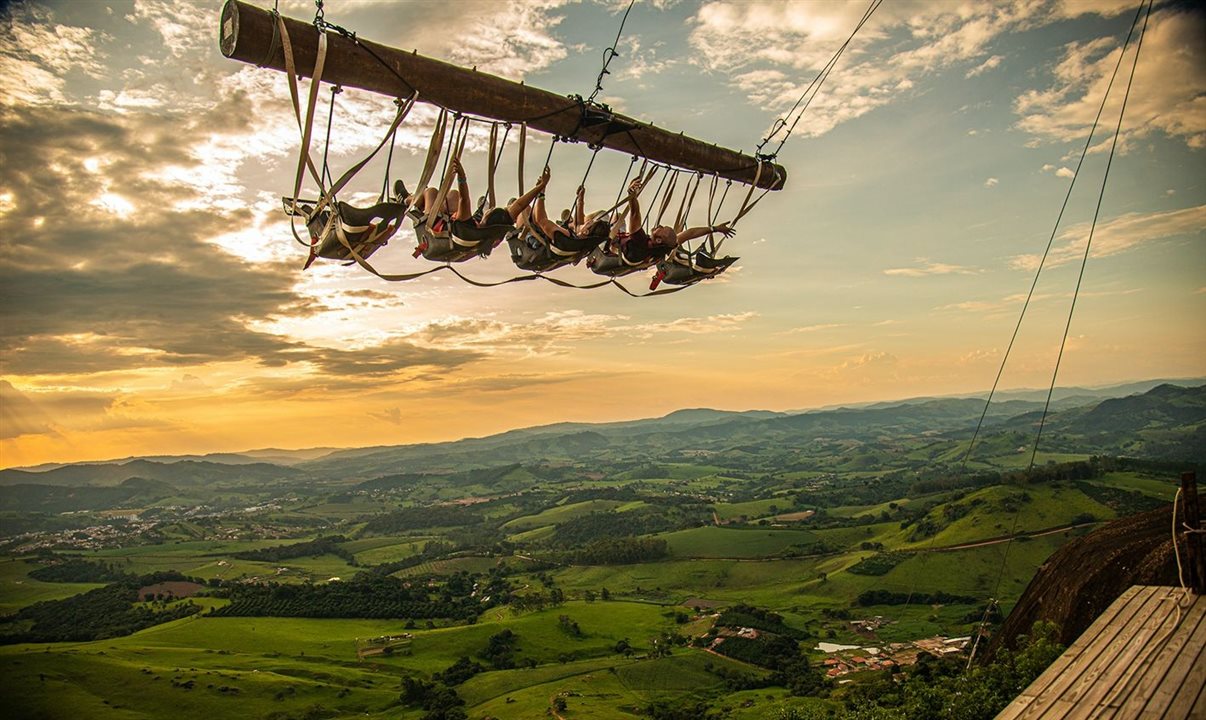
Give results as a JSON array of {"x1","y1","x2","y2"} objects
[{"x1": 996, "y1": 586, "x2": 1205, "y2": 719}]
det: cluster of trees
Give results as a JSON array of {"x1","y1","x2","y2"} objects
[
  {"x1": 479, "y1": 628, "x2": 519, "y2": 669},
  {"x1": 433, "y1": 656, "x2": 484, "y2": 686},
  {"x1": 0, "y1": 571, "x2": 201, "y2": 643},
  {"x1": 399, "y1": 677, "x2": 467, "y2": 720},
  {"x1": 856, "y1": 589, "x2": 979, "y2": 607},
  {"x1": 715, "y1": 604, "x2": 809, "y2": 640},
  {"x1": 703, "y1": 630, "x2": 822, "y2": 696},
  {"x1": 211, "y1": 574, "x2": 482, "y2": 620},
  {"x1": 232, "y1": 535, "x2": 354, "y2": 563},
  {"x1": 556, "y1": 537, "x2": 669, "y2": 565},
  {"x1": 1074, "y1": 481, "x2": 1165, "y2": 514},
  {"x1": 549, "y1": 503, "x2": 707, "y2": 547},
  {"x1": 27, "y1": 557, "x2": 132, "y2": 583},
  {"x1": 847, "y1": 552, "x2": 914, "y2": 576}
]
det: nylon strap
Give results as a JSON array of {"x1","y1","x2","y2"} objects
[{"x1": 486, "y1": 123, "x2": 498, "y2": 210}]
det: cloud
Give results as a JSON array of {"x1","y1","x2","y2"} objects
[
  {"x1": 966, "y1": 54, "x2": 1004, "y2": 78},
  {"x1": 687, "y1": 2, "x2": 1059, "y2": 138},
  {"x1": 1055, "y1": 167, "x2": 1074, "y2": 178},
  {"x1": 883, "y1": 260, "x2": 978, "y2": 277},
  {"x1": 786, "y1": 323, "x2": 845, "y2": 334},
  {"x1": 1010, "y1": 204, "x2": 1206, "y2": 271},
  {"x1": 1014, "y1": 9, "x2": 1206, "y2": 149},
  {"x1": 370, "y1": 407, "x2": 403, "y2": 425},
  {"x1": 444, "y1": 0, "x2": 571, "y2": 80},
  {"x1": 0, "y1": 380, "x2": 57, "y2": 440},
  {"x1": 984, "y1": 177, "x2": 999, "y2": 188}
]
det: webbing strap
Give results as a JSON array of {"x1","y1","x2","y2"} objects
[
  {"x1": 486, "y1": 123, "x2": 498, "y2": 210},
  {"x1": 428, "y1": 117, "x2": 468, "y2": 230},
  {"x1": 655, "y1": 171, "x2": 678, "y2": 227},
  {"x1": 280, "y1": 16, "x2": 328, "y2": 215},
  {"x1": 411, "y1": 107, "x2": 447, "y2": 208},
  {"x1": 517, "y1": 123, "x2": 526, "y2": 196},
  {"x1": 675, "y1": 173, "x2": 702, "y2": 233}
]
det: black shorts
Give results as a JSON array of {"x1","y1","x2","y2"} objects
[{"x1": 450, "y1": 207, "x2": 514, "y2": 243}]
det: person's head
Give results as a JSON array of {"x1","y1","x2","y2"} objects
[{"x1": 651, "y1": 226, "x2": 677, "y2": 246}]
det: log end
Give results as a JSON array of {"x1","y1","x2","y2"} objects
[{"x1": 219, "y1": 0, "x2": 240, "y2": 59}]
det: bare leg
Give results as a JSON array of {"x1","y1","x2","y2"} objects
[
  {"x1": 532, "y1": 188, "x2": 562, "y2": 240},
  {"x1": 506, "y1": 167, "x2": 550, "y2": 221},
  {"x1": 444, "y1": 189, "x2": 460, "y2": 218},
  {"x1": 453, "y1": 160, "x2": 473, "y2": 222},
  {"x1": 416, "y1": 187, "x2": 439, "y2": 214}
]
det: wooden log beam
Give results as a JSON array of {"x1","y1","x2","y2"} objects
[{"x1": 218, "y1": 0, "x2": 787, "y2": 191}]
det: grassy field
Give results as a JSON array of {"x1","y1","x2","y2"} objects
[
  {"x1": 501, "y1": 499, "x2": 632, "y2": 532},
  {"x1": 0, "y1": 599, "x2": 690, "y2": 720},
  {"x1": 1093, "y1": 471, "x2": 1179, "y2": 500},
  {"x1": 660, "y1": 526, "x2": 818, "y2": 558},
  {"x1": 0, "y1": 558, "x2": 105, "y2": 614}
]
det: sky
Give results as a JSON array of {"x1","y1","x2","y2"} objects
[{"x1": 0, "y1": 0, "x2": 1203, "y2": 469}]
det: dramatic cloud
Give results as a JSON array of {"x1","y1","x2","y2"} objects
[{"x1": 1014, "y1": 8, "x2": 1206, "y2": 149}]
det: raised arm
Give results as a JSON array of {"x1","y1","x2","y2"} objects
[
  {"x1": 626, "y1": 179, "x2": 643, "y2": 235},
  {"x1": 452, "y1": 160, "x2": 473, "y2": 221},
  {"x1": 675, "y1": 222, "x2": 735, "y2": 246},
  {"x1": 529, "y1": 168, "x2": 562, "y2": 240},
  {"x1": 574, "y1": 186, "x2": 586, "y2": 230}
]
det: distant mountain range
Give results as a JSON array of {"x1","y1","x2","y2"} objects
[{"x1": 2, "y1": 380, "x2": 1202, "y2": 494}]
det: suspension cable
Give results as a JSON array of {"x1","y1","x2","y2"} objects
[
  {"x1": 965, "y1": 0, "x2": 1152, "y2": 670},
  {"x1": 756, "y1": 0, "x2": 882, "y2": 160},
  {"x1": 587, "y1": 0, "x2": 636, "y2": 106}
]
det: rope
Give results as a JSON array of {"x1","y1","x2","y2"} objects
[
  {"x1": 319, "y1": 84, "x2": 341, "y2": 191},
  {"x1": 587, "y1": 0, "x2": 636, "y2": 106},
  {"x1": 379, "y1": 98, "x2": 401, "y2": 202},
  {"x1": 654, "y1": 169, "x2": 679, "y2": 227},
  {"x1": 965, "y1": 0, "x2": 1152, "y2": 669},
  {"x1": 756, "y1": 0, "x2": 882, "y2": 160},
  {"x1": 570, "y1": 145, "x2": 602, "y2": 217}
]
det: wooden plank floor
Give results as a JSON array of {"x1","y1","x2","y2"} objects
[{"x1": 996, "y1": 586, "x2": 1205, "y2": 720}]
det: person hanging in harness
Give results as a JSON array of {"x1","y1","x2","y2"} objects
[
  {"x1": 507, "y1": 172, "x2": 617, "y2": 273},
  {"x1": 400, "y1": 162, "x2": 549, "y2": 262},
  {"x1": 588, "y1": 178, "x2": 735, "y2": 277}
]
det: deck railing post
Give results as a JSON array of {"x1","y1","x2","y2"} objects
[{"x1": 1181, "y1": 471, "x2": 1205, "y2": 594}]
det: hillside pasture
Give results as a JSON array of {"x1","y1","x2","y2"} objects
[{"x1": 660, "y1": 526, "x2": 818, "y2": 558}]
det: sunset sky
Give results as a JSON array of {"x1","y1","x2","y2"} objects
[{"x1": 1, "y1": 0, "x2": 1203, "y2": 469}]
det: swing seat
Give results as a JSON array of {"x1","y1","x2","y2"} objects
[
  {"x1": 284, "y1": 198, "x2": 407, "y2": 269},
  {"x1": 507, "y1": 222, "x2": 607, "y2": 273},
  {"x1": 413, "y1": 220, "x2": 494, "y2": 263},
  {"x1": 585, "y1": 244, "x2": 655, "y2": 277},
  {"x1": 650, "y1": 252, "x2": 738, "y2": 290}
]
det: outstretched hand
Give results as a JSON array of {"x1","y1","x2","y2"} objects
[
  {"x1": 712, "y1": 223, "x2": 736, "y2": 238},
  {"x1": 628, "y1": 178, "x2": 643, "y2": 196},
  {"x1": 452, "y1": 159, "x2": 465, "y2": 177},
  {"x1": 537, "y1": 166, "x2": 551, "y2": 188}
]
